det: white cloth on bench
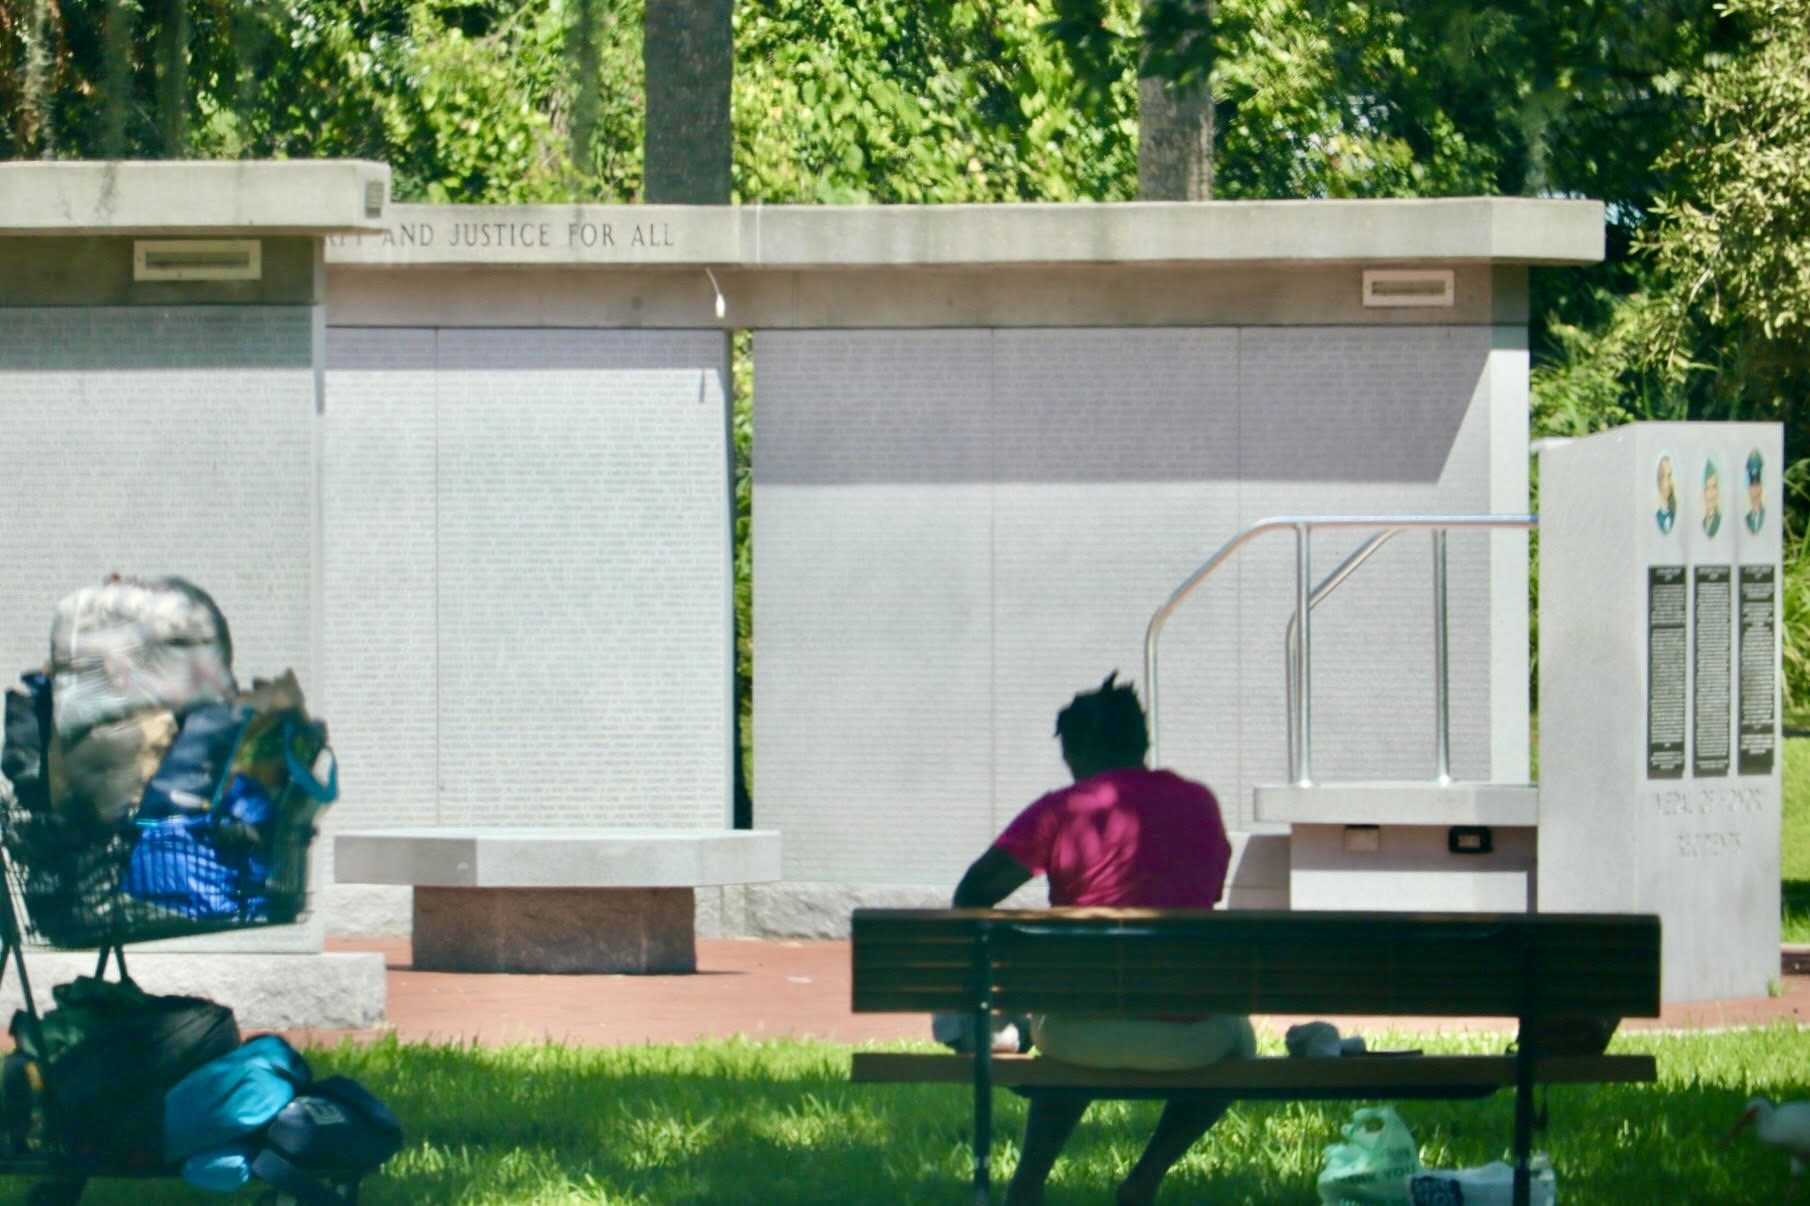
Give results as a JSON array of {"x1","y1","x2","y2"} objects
[{"x1": 1030, "y1": 1013, "x2": 1255, "y2": 1072}]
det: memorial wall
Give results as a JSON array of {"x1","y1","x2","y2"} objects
[
  {"x1": 1539, "y1": 423, "x2": 1782, "y2": 1001},
  {"x1": 313, "y1": 197, "x2": 1595, "y2": 931}
]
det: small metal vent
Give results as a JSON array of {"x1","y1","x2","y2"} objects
[
  {"x1": 133, "y1": 239, "x2": 262, "y2": 282},
  {"x1": 365, "y1": 178, "x2": 387, "y2": 218},
  {"x1": 1362, "y1": 268, "x2": 1454, "y2": 308}
]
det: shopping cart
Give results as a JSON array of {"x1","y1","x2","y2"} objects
[{"x1": 0, "y1": 714, "x2": 335, "y2": 1205}]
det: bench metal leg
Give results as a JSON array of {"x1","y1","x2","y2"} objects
[
  {"x1": 971, "y1": 927, "x2": 995, "y2": 1205},
  {"x1": 972, "y1": 1038, "x2": 991, "y2": 1206},
  {"x1": 1512, "y1": 1045, "x2": 1533, "y2": 1206}
]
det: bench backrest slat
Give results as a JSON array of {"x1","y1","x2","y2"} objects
[{"x1": 850, "y1": 908, "x2": 1661, "y2": 1020}]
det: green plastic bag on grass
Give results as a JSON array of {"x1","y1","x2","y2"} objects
[{"x1": 1316, "y1": 1105, "x2": 1421, "y2": 1205}]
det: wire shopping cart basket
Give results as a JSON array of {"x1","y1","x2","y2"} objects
[{"x1": 0, "y1": 702, "x2": 337, "y2": 1204}]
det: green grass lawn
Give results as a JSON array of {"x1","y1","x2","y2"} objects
[
  {"x1": 2, "y1": 1028, "x2": 1804, "y2": 1204},
  {"x1": 1785, "y1": 736, "x2": 1810, "y2": 941}
]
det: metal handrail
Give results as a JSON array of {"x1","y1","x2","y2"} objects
[
  {"x1": 1284, "y1": 531, "x2": 1400, "y2": 780},
  {"x1": 1143, "y1": 513, "x2": 1537, "y2": 782}
]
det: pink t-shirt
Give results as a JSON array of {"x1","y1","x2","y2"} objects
[{"x1": 992, "y1": 767, "x2": 1232, "y2": 907}]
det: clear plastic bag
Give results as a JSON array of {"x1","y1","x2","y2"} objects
[
  {"x1": 1318, "y1": 1106, "x2": 1421, "y2": 1205},
  {"x1": 1409, "y1": 1157, "x2": 1557, "y2": 1205},
  {"x1": 49, "y1": 576, "x2": 237, "y2": 741}
]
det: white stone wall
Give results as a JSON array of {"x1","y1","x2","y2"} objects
[
  {"x1": 0, "y1": 305, "x2": 325, "y2": 951},
  {"x1": 754, "y1": 326, "x2": 1517, "y2": 895},
  {"x1": 318, "y1": 327, "x2": 734, "y2": 846}
]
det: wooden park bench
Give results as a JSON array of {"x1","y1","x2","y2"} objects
[{"x1": 850, "y1": 907, "x2": 1661, "y2": 1205}]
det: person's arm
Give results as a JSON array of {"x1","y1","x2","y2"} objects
[{"x1": 952, "y1": 846, "x2": 1033, "y2": 908}]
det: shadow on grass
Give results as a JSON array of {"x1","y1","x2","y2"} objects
[{"x1": 4, "y1": 1034, "x2": 1801, "y2": 1204}]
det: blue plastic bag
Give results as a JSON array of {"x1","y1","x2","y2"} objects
[
  {"x1": 121, "y1": 775, "x2": 274, "y2": 920},
  {"x1": 137, "y1": 703, "x2": 250, "y2": 821}
]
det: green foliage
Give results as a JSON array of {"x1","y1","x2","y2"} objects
[
  {"x1": 732, "y1": 331, "x2": 754, "y2": 795},
  {"x1": 3, "y1": 0, "x2": 645, "y2": 202},
  {"x1": 202, "y1": 1, "x2": 644, "y2": 203},
  {"x1": 1782, "y1": 737, "x2": 1810, "y2": 940},
  {"x1": 1640, "y1": 0, "x2": 1810, "y2": 447},
  {"x1": 733, "y1": 1, "x2": 1139, "y2": 204},
  {"x1": 1051, "y1": 0, "x2": 1731, "y2": 204}
]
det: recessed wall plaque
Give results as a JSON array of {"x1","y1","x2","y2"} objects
[
  {"x1": 133, "y1": 239, "x2": 262, "y2": 282},
  {"x1": 1362, "y1": 268, "x2": 1455, "y2": 308}
]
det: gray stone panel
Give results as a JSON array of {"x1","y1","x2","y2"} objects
[
  {"x1": 0, "y1": 305, "x2": 322, "y2": 954},
  {"x1": 0, "y1": 306, "x2": 318, "y2": 701},
  {"x1": 992, "y1": 329, "x2": 1241, "y2": 482},
  {"x1": 754, "y1": 325, "x2": 1507, "y2": 888},
  {"x1": 1237, "y1": 326, "x2": 1488, "y2": 481},
  {"x1": 324, "y1": 328, "x2": 733, "y2": 834},
  {"x1": 753, "y1": 485, "x2": 995, "y2": 883},
  {"x1": 757, "y1": 330, "x2": 992, "y2": 484},
  {"x1": 321, "y1": 329, "x2": 439, "y2": 839},
  {"x1": 432, "y1": 329, "x2": 731, "y2": 828},
  {"x1": 990, "y1": 482, "x2": 1245, "y2": 837}
]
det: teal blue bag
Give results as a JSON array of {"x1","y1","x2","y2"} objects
[{"x1": 163, "y1": 1034, "x2": 311, "y2": 1165}]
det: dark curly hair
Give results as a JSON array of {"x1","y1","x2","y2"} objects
[{"x1": 1054, "y1": 672, "x2": 1149, "y2": 769}]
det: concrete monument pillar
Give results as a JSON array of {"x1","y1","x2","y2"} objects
[
  {"x1": 1538, "y1": 422, "x2": 1782, "y2": 1002},
  {"x1": 0, "y1": 159, "x2": 393, "y2": 1028}
]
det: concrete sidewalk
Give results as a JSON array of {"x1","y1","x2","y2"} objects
[{"x1": 280, "y1": 937, "x2": 1810, "y2": 1049}]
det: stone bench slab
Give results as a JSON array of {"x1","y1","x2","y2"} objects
[
  {"x1": 333, "y1": 827, "x2": 782, "y2": 889},
  {"x1": 332, "y1": 829, "x2": 781, "y2": 974}
]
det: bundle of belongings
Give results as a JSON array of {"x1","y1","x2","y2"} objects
[
  {"x1": 3, "y1": 976, "x2": 403, "y2": 1195},
  {"x1": 0, "y1": 576, "x2": 336, "y2": 943}
]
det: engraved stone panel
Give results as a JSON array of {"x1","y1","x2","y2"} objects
[
  {"x1": 432, "y1": 330, "x2": 731, "y2": 828},
  {"x1": 0, "y1": 307, "x2": 317, "y2": 692},
  {"x1": 322, "y1": 329, "x2": 438, "y2": 833}
]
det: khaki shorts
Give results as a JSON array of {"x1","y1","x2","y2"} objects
[{"x1": 1030, "y1": 1013, "x2": 1256, "y2": 1072}]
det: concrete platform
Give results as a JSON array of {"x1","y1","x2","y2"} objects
[
  {"x1": 0, "y1": 948, "x2": 385, "y2": 1031},
  {"x1": 1254, "y1": 784, "x2": 1538, "y2": 913},
  {"x1": 1253, "y1": 782, "x2": 1539, "y2": 826},
  {"x1": 334, "y1": 829, "x2": 782, "y2": 974}
]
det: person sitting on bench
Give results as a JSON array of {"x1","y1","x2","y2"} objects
[{"x1": 949, "y1": 672, "x2": 1252, "y2": 1206}]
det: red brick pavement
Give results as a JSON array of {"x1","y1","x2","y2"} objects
[{"x1": 280, "y1": 937, "x2": 1810, "y2": 1050}]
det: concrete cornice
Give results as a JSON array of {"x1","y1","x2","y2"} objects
[
  {"x1": 0, "y1": 160, "x2": 392, "y2": 235},
  {"x1": 323, "y1": 196, "x2": 1605, "y2": 269}
]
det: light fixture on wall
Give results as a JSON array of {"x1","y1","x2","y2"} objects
[
  {"x1": 1361, "y1": 268, "x2": 1454, "y2": 308},
  {"x1": 705, "y1": 269, "x2": 726, "y2": 320}
]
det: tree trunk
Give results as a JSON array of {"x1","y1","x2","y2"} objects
[
  {"x1": 22, "y1": 0, "x2": 55, "y2": 156},
  {"x1": 156, "y1": 0, "x2": 188, "y2": 156},
  {"x1": 1137, "y1": 0, "x2": 1213, "y2": 200},
  {"x1": 103, "y1": 0, "x2": 130, "y2": 158},
  {"x1": 642, "y1": 0, "x2": 732, "y2": 204},
  {"x1": 569, "y1": 0, "x2": 602, "y2": 177}
]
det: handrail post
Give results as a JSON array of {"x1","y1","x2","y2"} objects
[
  {"x1": 1294, "y1": 523, "x2": 1313, "y2": 786},
  {"x1": 1145, "y1": 635, "x2": 1161, "y2": 768},
  {"x1": 1432, "y1": 529, "x2": 1452, "y2": 785}
]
